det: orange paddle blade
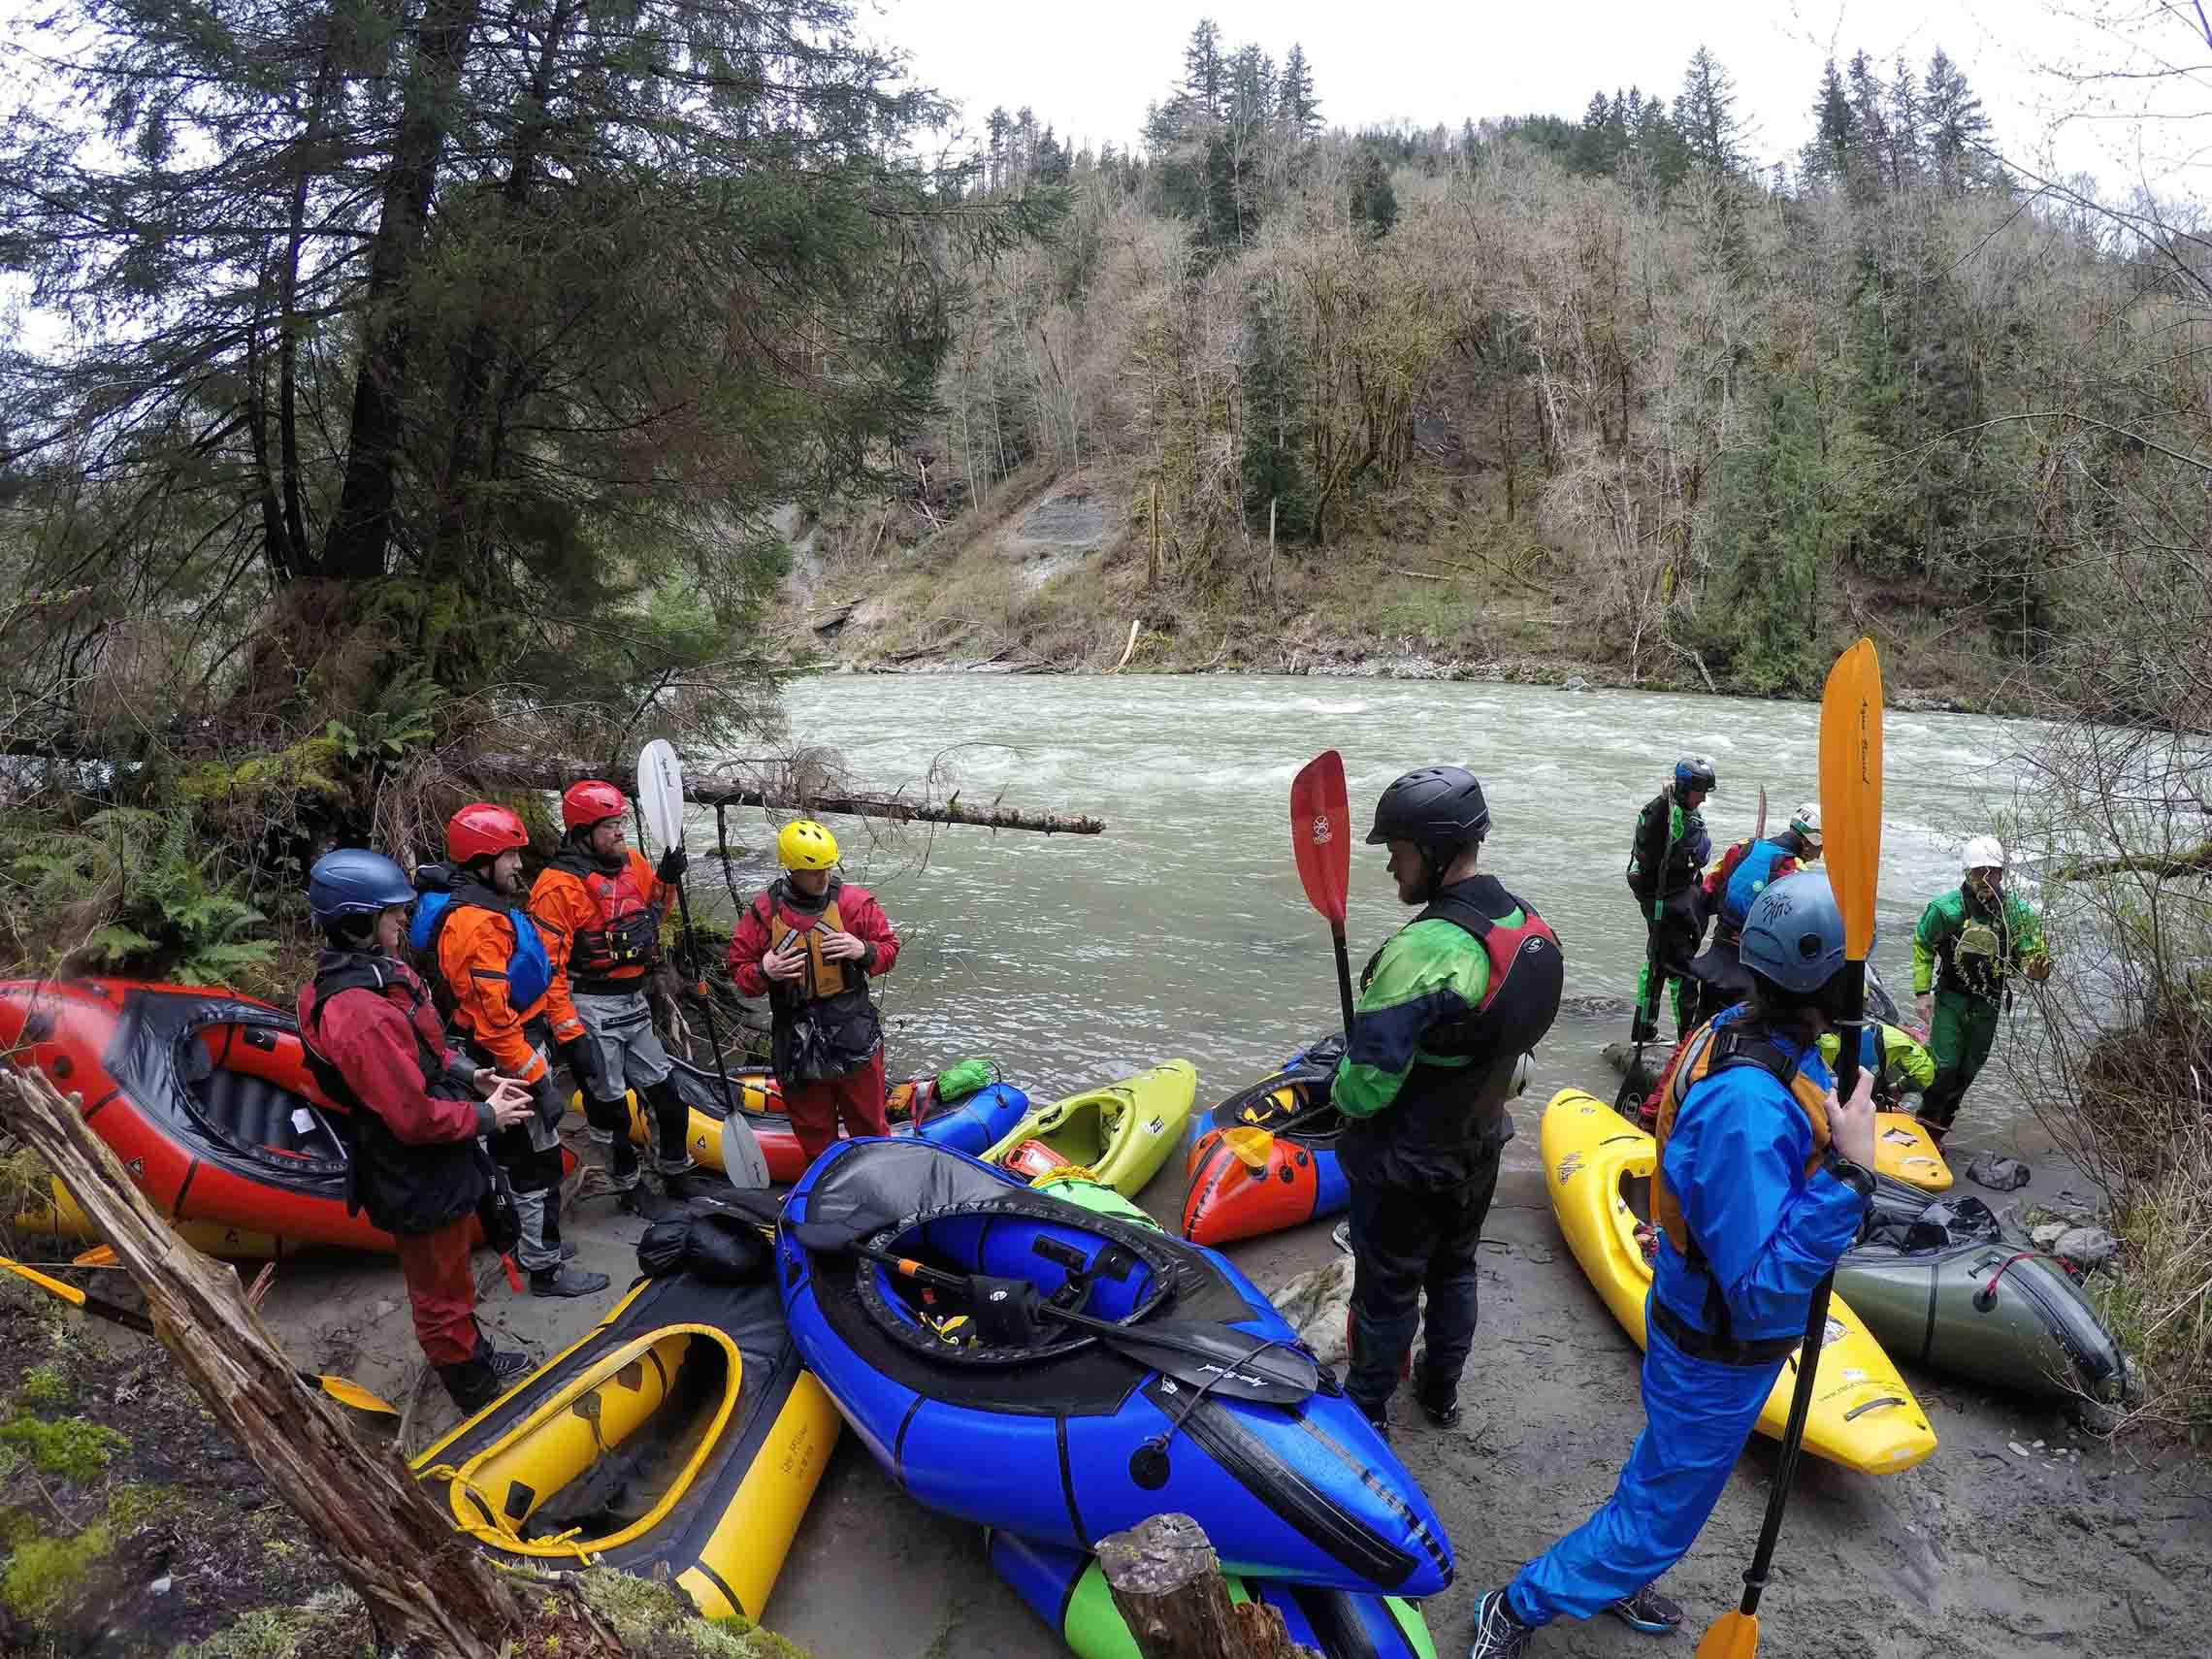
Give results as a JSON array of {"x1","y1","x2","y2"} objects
[
  {"x1": 1290, "y1": 751, "x2": 1352, "y2": 927},
  {"x1": 1817, "y1": 638, "x2": 1884, "y2": 960},
  {"x1": 1695, "y1": 1610, "x2": 1759, "y2": 1659}
]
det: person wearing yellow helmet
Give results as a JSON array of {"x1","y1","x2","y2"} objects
[{"x1": 727, "y1": 819, "x2": 902, "y2": 1162}]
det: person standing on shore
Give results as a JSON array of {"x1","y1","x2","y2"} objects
[
  {"x1": 1686, "y1": 802, "x2": 1822, "y2": 1029},
  {"x1": 1332, "y1": 766, "x2": 1563, "y2": 1439},
  {"x1": 727, "y1": 820, "x2": 900, "y2": 1162},
  {"x1": 1911, "y1": 836, "x2": 2051, "y2": 1142},
  {"x1": 1465, "y1": 869, "x2": 1877, "y2": 1656},
  {"x1": 1625, "y1": 757, "x2": 1716, "y2": 1044}
]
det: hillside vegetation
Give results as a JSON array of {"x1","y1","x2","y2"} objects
[{"x1": 792, "y1": 24, "x2": 2209, "y2": 712}]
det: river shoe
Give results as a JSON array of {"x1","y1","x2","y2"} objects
[
  {"x1": 1608, "y1": 1586, "x2": 1683, "y2": 1632},
  {"x1": 1467, "y1": 1588, "x2": 1535, "y2": 1658},
  {"x1": 530, "y1": 1265, "x2": 611, "y2": 1298}
]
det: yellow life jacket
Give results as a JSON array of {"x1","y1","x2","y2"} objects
[
  {"x1": 1650, "y1": 1018, "x2": 1833, "y2": 1261},
  {"x1": 769, "y1": 898, "x2": 851, "y2": 1002}
]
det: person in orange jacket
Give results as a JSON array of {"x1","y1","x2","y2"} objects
[
  {"x1": 298, "y1": 849, "x2": 537, "y2": 1412},
  {"x1": 529, "y1": 779, "x2": 714, "y2": 1214},
  {"x1": 414, "y1": 802, "x2": 608, "y2": 1298},
  {"x1": 727, "y1": 820, "x2": 899, "y2": 1163}
]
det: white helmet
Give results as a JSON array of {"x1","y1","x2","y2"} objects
[
  {"x1": 1788, "y1": 802, "x2": 1821, "y2": 846},
  {"x1": 1962, "y1": 834, "x2": 2006, "y2": 874}
]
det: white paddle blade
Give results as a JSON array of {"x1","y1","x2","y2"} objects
[
  {"x1": 720, "y1": 1111, "x2": 771, "y2": 1190},
  {"x1": 637, "y1": 739, "x2": 684, "y2": 854}
]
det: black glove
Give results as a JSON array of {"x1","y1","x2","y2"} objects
[
  {"x1": 533, "y1": 1073, "x2": 568, "y2": 1130},
  {"x1": 656, "y1": 845, "x2": 689, "y2": 884},
  {"x1": 558, "y1": 1034, "x2": 603, "y2": 1095}
]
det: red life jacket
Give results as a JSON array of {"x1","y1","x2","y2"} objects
[{"x1": 552, "y1": 850, "x2": 662, "y2": 991}]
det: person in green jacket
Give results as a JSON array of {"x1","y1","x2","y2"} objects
[
  {"x1": 1818, "y1": 1020, "x2": 1936, "y2": 1109},
  {"x1": 1912, "y1": 836, "x2": 2051, "y2": 1140}
]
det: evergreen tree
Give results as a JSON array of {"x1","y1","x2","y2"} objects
[
  {"x1": 1573, "y1": 91, "x2": 1624, "y2": 176},
  {"x1": 1184, "y1": 18, "x2": 1227, "y2": 119},
  {"x1": 1802, "y1": 59, "x2": 1857, "y2": 189},
  {"x1": 1709, "y1": 381, "x2": 1826, "y2": 693},
  {"x1": 1350, "y1": 149, "x2": 1398, "y2": 237},
  {"x1": 1673, "y1": 46, "x2": 1747, "y2": 177},
  {"x1": 1922, "y1": 49, "x2": 1995, "y2": 192},
  {"x1": 1279, "y1": 43, "x2": 1320, "y2": 136},
  {"x1": 1845, "y1": 51, "x2": 1893, "y2": 191}
]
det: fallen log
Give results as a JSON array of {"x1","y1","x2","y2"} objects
[
  {"x1": 470, "y1": 752, "x2": 1104, "y2": 834},
  {"x1": 0, "y1": 1065, "x2": 630, "y2": 1659},
  {"x1": 2047, "y1": 839, "x2": 2212, "y2": 882},
  {"x1": 1096, "y1": 1513, "x2": 1317, "y2": 1659}
]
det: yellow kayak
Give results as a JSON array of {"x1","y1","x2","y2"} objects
[
  {"x1": 1870, "y1": 1111, "x2": 1952, "y2": 1191},
  {"x1": 1542, "y1": 1088, "x2": 1936, "y2": 1477},
  {"x1": 980, "y1": 1060, "x2": 1198, "y2": 1198},
  {"x1": 413, "y1": 1273, "x2": 837, "y2": 1622}
]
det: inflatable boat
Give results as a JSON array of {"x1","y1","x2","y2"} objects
[
  {"x1": 412, "y1": 1270, "x2": 838, "y2": 1622},
  {"x1": 771, "y1": 1137, "x2": 1452, "y2": 1596},
  {"x1": 991, "y1": 1531, "x2": 1437, "y2": 1659},
  {"x1": 0, "y1": 978, "x2": 401, "y2": 1252},
  {"x1": 601, "y1": 1055, "x2": 1032, "y2": 1184},
  {"x1": 1841, "y1": 1176, "x2": 2125, "y2": 1404},
  {"x1": 1543, "y1": 1089, "x2": 1936, "y2": 1476},
  {"x1": 979, "y1": 1061, "x2": 1197, "y2": 1198},
  {"x1": 1182, "y1": 1040, "x2": 1349, "y2": 1247}
]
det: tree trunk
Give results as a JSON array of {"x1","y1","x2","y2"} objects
[
  {"x1": 0, "y1": 1065, "x2": 630, "y2": 1659},
  {"x1": 468, "y1": 753, "x2": 1105, "y2": 834},
  {"x1": 1096, "y1": 1513, "x2": 1317, "y2": 1659},
  {"x1": 322, "y1": 0, "x2": 485, "y2": 582}
]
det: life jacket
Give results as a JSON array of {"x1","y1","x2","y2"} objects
[
  {"x1": 1650, "y1": 1016, "x2": 1832, "y2": 1336},
  {"x1": 299, "y1": 952, "x2": 490, "y2": 1236},
  {"x1": 1340, "y1": 875, "x2": 1563, "y2": 1189},
  {"x1": 1718, "y1": 836, "x2": 1800, "y2": 935},
  {"x1": 1936, "y1": 890, "x2": 2018, "y2": 1001},
  {"x1": 753, "y1": 878, "x2": 882, "y2": 1084},
  {"x1": 548, "y1": 849, "x2": 663, "y2": 992},
  {"x1": 409, "y1": 866, "x2": 555, "y2": 1012}
]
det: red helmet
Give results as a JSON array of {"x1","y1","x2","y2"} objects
[
  {"x1": 561, "y1": 779, "x2": 627, "y2": 831},
  {"x1": 446, "y1": 802, "x2": 529, "y2": 864}
]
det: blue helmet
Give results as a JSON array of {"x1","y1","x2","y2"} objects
[
  {"x1": 308, "y1": 849, "x2": 416, "y2": 929},
  {"x1": 1675, "y1": 754, "x2": 1717, "y2": 794},
  {"x1": 1739, "y1": 868, "x2": 1848, "y2": 994}
]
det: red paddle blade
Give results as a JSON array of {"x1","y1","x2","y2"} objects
[{"x1": 1290, "y1": 750, "x2": 1351, "y2": 927}]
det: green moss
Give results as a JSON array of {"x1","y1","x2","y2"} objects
[
  {"x1": 0, "y1": 1413, "x2": 127, "y2": 1480},
  {"x1": 572, "y1": 1567, "x2": 810, "y2": 1657},
  {"x1": 104, "y1": 1481, "x2": 185, "y2": 1531},
  {"x1": 174, "y1": 1589, "x2": 373, "y2": 1659},
  {"x1": 17, "y1": 1364, "x2": 70, "y2": 1411},
  {"x1": 1, "y1": 1521, "x2": 111, "y2": 1622}
]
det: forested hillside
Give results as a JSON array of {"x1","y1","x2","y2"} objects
[{"x1": 815, "y1": 22, "x2": 2211, "y2": 708}]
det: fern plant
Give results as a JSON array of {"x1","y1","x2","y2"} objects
[{"x1": 9, "y1": 807, "x2": 275, "y2": 986}]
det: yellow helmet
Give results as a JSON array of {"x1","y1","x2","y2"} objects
[{"x1": 776, "y1": 819, "x2": 839, "y2": 870}]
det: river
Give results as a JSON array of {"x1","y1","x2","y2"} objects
[{"x1": 696, "y1": 671, "x2": 2047, "y2": 1155}]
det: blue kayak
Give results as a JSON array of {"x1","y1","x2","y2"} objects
[
  {"x1": 772, "y1": 1137, "x2": 1452, "y2": 1597},
  {"x1": 991, "y1": 1531, "x2": 1437, "y2": 1658}
]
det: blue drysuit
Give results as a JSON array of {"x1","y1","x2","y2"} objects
[{"x1": 1507, "y1": 1005, "x2": 1868, "y2": 1626}]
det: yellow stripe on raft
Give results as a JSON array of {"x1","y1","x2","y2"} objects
[
  {"x1": 678, "y1": 1372, "x2": 840, "y2": 1622},
  {"x1": 1541, "y1": 1088, "x2": 1936, "y2": 1477},
  {"x1": 15, "y1": 1177, "x2": 298, "y2": 1259}
]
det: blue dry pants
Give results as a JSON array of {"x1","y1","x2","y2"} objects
[{"x1": 1507, "y1": 1308, "x2": 1780, "y2": 1625}]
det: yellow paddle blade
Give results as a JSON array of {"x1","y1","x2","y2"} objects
[
  {"x1": 1818, "y1": 637, "x2": 1884, "y2": 959},
  {"x1": 0, "y1": 1254, "x2": 87, "y2": 1307},
  {"x1": 1221, "y1": 1126, "x2": 1277, "y2": 1170},
  {"x1": 1695, "y1": 1610, "x2": 1759, "y2": 1659},
  {"x1": 314, "y1": 1375, "x2": 400, "y2": 1415},
  {"x1": 73, "y1": 1246, "x2": 118, "y2": 1268}
]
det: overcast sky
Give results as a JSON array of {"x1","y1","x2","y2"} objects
[{"x1": 859, "y1": 0, "x2": 2212, "y2": 194}]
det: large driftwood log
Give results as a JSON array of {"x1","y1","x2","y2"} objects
[
  {"x1": 2049, "y1": 839, "x2": 2212, "y2": 882},
  {"x1": 1096, "y1": 1513, "x2": 1318, "y2": 1659},
  {"x1": 469, "y1": 752, "x2": 1104, "y2": 835},
  {"x1": 0, "y1": 1065, "x2": 628, "y2": 1659}
]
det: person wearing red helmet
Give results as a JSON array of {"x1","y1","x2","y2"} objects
[
  {"x1": 529, "y1": 778, "x2": 708, "y2": 1213},
  {"x1": 414, "y1": 802, "x2": 608, "y2": 1298}
]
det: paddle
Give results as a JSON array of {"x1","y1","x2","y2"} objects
[
  {"x1": 0, "y1": 1255, "x2": 399, "y2": 1417},
  {"x1": 637, "y1": 739, "x2": 767, "y2": 1190},
  {"x1": 1697, "y1": 638, "x2": 1882, "y2": 1659},
  {"x1": 1290, "y1": 751, "x2": 1356, "y2": 1039},
  {"x1": 855, "y1": 1244, "x2": 1319, "y2": 1405}
]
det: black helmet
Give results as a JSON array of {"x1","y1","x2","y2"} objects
[
  {"x1": 1366, "y1": 766, "x2": 1490, "y2": 862},
  {"x1": 1675, "y1": 754, "x2": 1717, "y2": 794}
]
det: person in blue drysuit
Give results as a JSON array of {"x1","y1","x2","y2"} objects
[{"x1": 1466, "y1": 869, "x2": 1878, "y2": 1656}]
